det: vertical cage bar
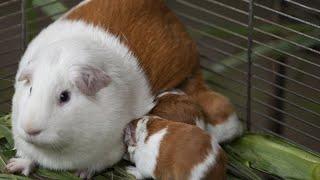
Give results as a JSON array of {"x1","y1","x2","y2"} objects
[
  {"x1": 21, "y1": 0, "x2": 27, "y2": 52},
  {"x1": 246, "y1": 0, "x2": 255, "y2": 131}
]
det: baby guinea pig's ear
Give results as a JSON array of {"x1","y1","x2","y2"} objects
[
  {"x1": 70, "y1": 65, "x2": 111, "y2": 96},
  {"x1": 124, "y1": 121, "x2": 137, "y2": 146}
]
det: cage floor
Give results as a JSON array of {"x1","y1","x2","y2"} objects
[{"x1": 1, "y1": 114, "x2": 319, "y2": 180}]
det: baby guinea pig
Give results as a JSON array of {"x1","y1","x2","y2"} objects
[
  {"x1": 123, "y1": 116, "x2": 227, "y2": 180},
  {"x1": 150, "y1": 89, "x2": 206, "y2": 129},
  {"x1": 151, "y1": 89, "x2": 243, "y2": 143}
]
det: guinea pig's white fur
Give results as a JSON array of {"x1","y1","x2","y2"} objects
[
  {"x1": 125, "y1": 117, "x2": 167, "y2": 179},
  {"x1": 11, "y1": 19, "x2": 155, "y2": 173}
]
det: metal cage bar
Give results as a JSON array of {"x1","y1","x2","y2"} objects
[{"x1": 246, "y1": 0, "x2": 254, "y2": 130}]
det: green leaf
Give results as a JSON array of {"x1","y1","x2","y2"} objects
[
  {"x1": 0, "y1": 154, "x2": 6, "y2": 173},
  {"x1": 0, "y1": 114, "x2": 11, "y2": 129},
  {"x1": 32, "y1": 0, "x2": 68, "y2": 20},
  {"x1": 35, "y1": 169, "x2": 80, "y2": 180},
  {"x1": 0, "y1": 174, "x2": 32, "y2": 180},
  {"x1": 2, "y1": 149, "x2": 16, "y2": 160},
  {"x1": 0, "y1": 125, "x2": 14, "y2": 148}
]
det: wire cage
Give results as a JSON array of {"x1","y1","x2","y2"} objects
[
  {"x1": 0, "y1": 0, "x2": 319, "y2": 158},
  {"x1": 167, "y1": 0, "x2": 320, "y2": 153}
]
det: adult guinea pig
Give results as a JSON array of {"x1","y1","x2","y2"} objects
[
  {"x1": 124, "y1": 116, "x2": 227, "y2": 180},
  {"x1": 7, "y1": 0, "x2": 199, "y2": 178}
]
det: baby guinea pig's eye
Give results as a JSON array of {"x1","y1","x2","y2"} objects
[{"x1": 59, "y1": 90, "x2": 71, "y2": 104}]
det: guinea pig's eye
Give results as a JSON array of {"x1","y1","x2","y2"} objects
[
  {"x1": 59, "y1": 90, "x2": 70, "y2": 104},
  {"x1": 29, "y1": 87, "x2": 32, "y2": 94}
]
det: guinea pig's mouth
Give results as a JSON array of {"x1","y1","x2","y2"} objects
[
  {"x1": 24, "y1": 136, "x2": 37, "y2": 144},
  {"x1": 25, "y1": 136, "x2": 68, "y2": 151},
  {"x1": 23, "y1": 135, "x2": 49, "y2": 145},
  {"x1": 23, "y1": 135, "x2": 46, "y2": 145},
  {"x1": 19, "y1": 130, "x2": 68, "y2": 150}
]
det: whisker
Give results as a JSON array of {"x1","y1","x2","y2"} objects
[{"x1": 49, "y1": 142, "x2": 61, "y2": 152}]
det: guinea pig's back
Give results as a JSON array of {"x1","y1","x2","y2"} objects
[
  {"x1": 149, "y1": 119, "x2": 226, "y2": 180},
  {"x1": 65, "y1": 0, "x2": 199, "y2": 94},
  {"x1": 150, "y1": 93, "x2": 205, "y2": 126}
]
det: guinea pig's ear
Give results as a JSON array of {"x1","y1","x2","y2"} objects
[
  {"x1": 17, "y1": 66, "x2": 33, "y2": 83},
  {"x1": 124, "y1": 122, "x2": 136, "y2": 146},
  {"x1": 70, "y1": 65, "x2": 111, "y2": 96}
]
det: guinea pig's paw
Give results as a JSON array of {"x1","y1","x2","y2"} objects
[
  {"x1": 75, "y1": 169, "x2": 94, "y2": 179},
  {"x1": 126, "y1": 166, "x2": 144, "y2": 179},
  {"x1": 5, "y1": 158, "x2": 35, "y2": 176}
]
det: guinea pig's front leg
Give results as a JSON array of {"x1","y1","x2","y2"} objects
[
  {"x1": 126, "y1": 166, "x2": 145, "y2": 179},
  {"x1": 75, "y1": 169, "x2": 94, "y2": 179},
  {"x1": 5, "y1": 157, "x2": 36, "y2": 176}
]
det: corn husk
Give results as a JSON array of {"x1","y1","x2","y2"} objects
[{"x1": 225, "y1": 133, "x2": 320, "y2": 180}]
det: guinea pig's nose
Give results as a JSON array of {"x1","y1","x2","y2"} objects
[{"x1": 25, "y1": 129, "x2": 42, "y2": 136}]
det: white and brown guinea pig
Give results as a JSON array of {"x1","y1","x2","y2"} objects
[
  {"x1": 124, "y1": 116, "x2": 227, "y2": 180},
  {"x1": 150, "y1": 89, "x2": 206, "y2": 127},
  {"x1": 151, "y1": 89, "x2": 243, "y2": 143},
  {"x1": 179, "y1": 71, "x2": 244, "y2": 143}
]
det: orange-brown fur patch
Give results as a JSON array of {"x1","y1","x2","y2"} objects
[
  {"x1": 145, "y1": 117, "x2": 226, "y2": 180},
  {"x1": 66, "y1": 0, "x2": 199, "y2": 94},
  {"x1": 205, "y1": 148, "x2": 227, "y2": 180},
  {"x1": 150, "y1": 93, "x2": 205, "y2": 125},
  {"x1": 180, "y1": 70, "x2": 235, "y2": 125}
]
